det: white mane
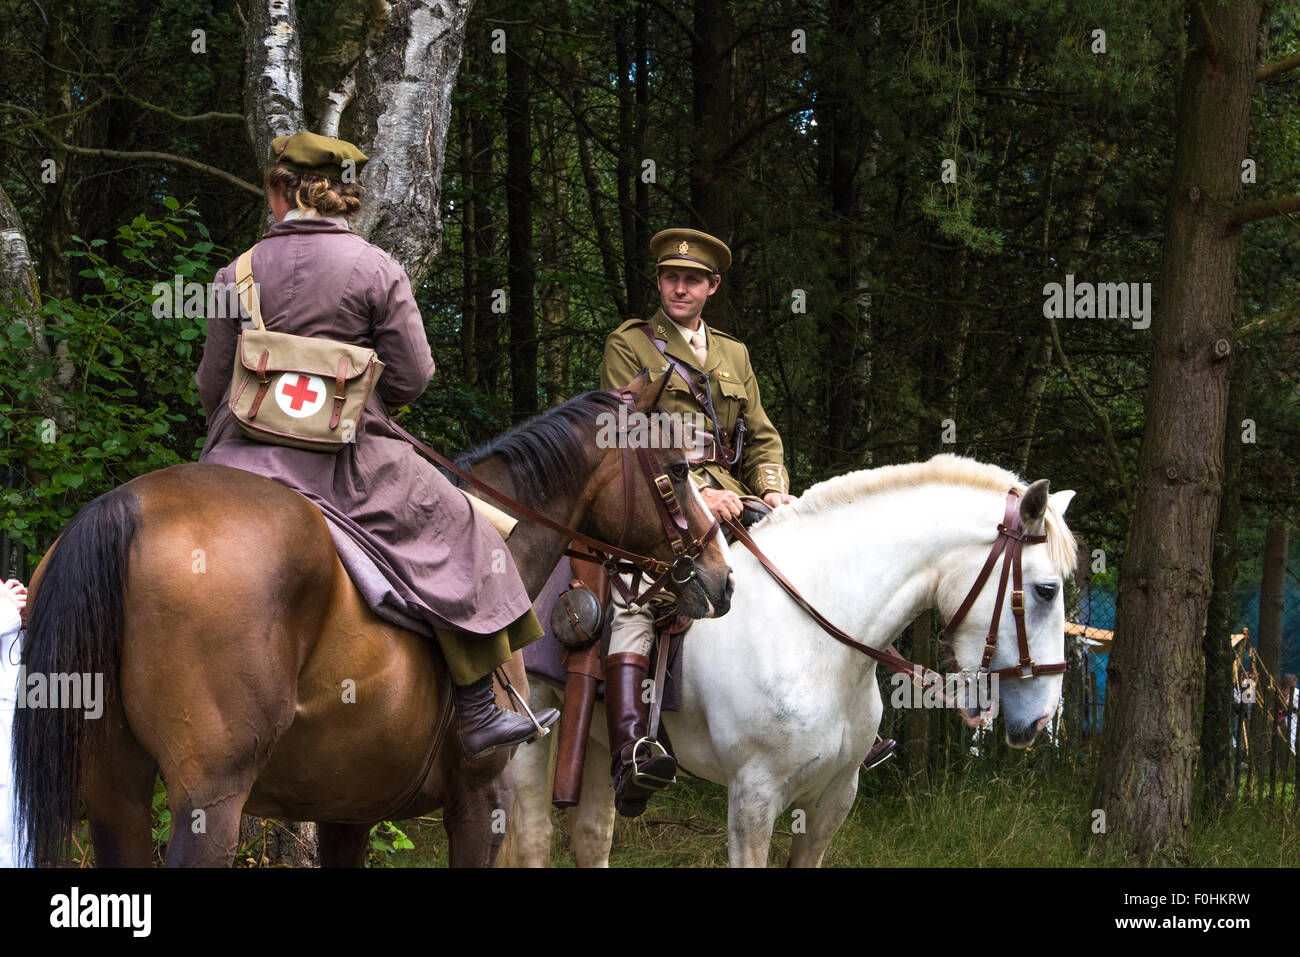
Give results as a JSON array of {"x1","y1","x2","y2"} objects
[{"x1": 755, "y1": 453, "x2": 1078, "y2": 577}]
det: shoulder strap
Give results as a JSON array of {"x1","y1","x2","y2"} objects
[
  {"x1": 636, "y1": 322, "x2": 710, "y2": 411},
  {"x1": 235, "y1": 246, "x2": 265, "y2": 331},
  {"x1": 634, "y1": 322, "x2": 736, "y2": 467}
]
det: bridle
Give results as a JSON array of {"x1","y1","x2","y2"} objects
[
  {"x1": 723, "y1": 487, "x2": 1064, "y2": 707},
  {"x1": 938, "y1": 488, "x2": 1066, "y2": 680},
  {"x1": 389, "y1": 388, "x2": 720, "y2": 609}
]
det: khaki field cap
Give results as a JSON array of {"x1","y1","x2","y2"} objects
[
  {"x1": 652, "y1": 228, "x2": 732, "y2": 274},
  {"x1": 271, "y1": 131, "x2": 369, "y2": 181}
]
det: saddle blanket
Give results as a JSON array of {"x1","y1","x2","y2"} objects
[{"x1": 522, "y1": 558, "x2": 684, "y2": 712}]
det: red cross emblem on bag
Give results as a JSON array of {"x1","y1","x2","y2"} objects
[{"x1": 275, "y1": 373, "x2": 328, "y2": 418}]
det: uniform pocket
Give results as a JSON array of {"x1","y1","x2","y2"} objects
[{"x1": 717, "y1": 378, "x2": 747, "y2": 402}]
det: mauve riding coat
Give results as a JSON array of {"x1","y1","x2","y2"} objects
[{"x1": 195, "y1": 216, "x2": 534, "y2": 637}]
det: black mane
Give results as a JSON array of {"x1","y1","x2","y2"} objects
[{"x1": 445, "y1": 389, "x2": 627, "y2": 509}]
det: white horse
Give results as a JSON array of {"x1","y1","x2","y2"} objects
[{"x1": 502, "y1": 454, "x2": 1077, "y2": 867}]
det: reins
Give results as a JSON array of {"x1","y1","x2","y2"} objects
[{"x1": 722, "y1": 487, "x2": 1063, "y2": 708}]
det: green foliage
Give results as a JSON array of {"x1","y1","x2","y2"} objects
[
  {"x1": 367, "y1": 820, "x2": 416, "y2": 867},
  {"x1": 0, "y1": 200, "x2": 224, "y2": 557}
]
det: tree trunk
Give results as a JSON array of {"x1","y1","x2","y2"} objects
[
  {"x1": 351, "y1": 0, "x2": 475, "y2": 284},
  {"x1": 244, "y1": 0, "x2": 305, "y2": 178},
  {"x1": 812, "y1": 0, "x2": 867, "y2": 470},
  {"x1": 237, "y1": 817, "x2": 319, "y2": 868},
  {"x1": 905, "y1": 611, "x2": 932, "y2": 780},
  {"x1": 504, "y1": 23, "x2": 536, "y2": 421},
  {"x1": 615, "y1": 17, "x2": 643, "y2": 320},
  {"x1": 1200, "y1": 353, "x2": 1249, "y2": 816},
  {"x1": 0, "y1": 183, "x2": 74, "y2": 429},
  {"x1": 538, "y1": 117, "x2": 570, "y2": 405},
  {"x1": 567, "y1": 45, "x2": 627, "y2": 319},
  {"x1": 458, "y1": 93, "x2": 479, "y2": 387},
  {"x1": 463, "y1": 28, "x2": 501, "y2": 397},
  {"x1": 1094, "y1": 0, "x2": 1261, "y2": 865},
  {"x1": 39, "y1": 0, "x2": 77, "y2": 301},
  {"x1": 1257, "y1": 518, "x2": 1288, "y2": 684},
  {"x1": 690, "y1": 0, "x2": 734, "y2": 328}
]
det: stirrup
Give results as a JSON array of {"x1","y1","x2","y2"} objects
[
  {"x1": 861, "y1": 737, "x2": 897, "y2": 772},
  {"x1": 494, "y1": 668, "x2": 551, "y2": 740},
  {"x1": 631, "y1": 736, "x2": 676, "y2": 789}
]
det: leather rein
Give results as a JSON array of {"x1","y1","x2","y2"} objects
[
  {"x1": 722, "y1": 488, "x2": 1064, "y2": 707},
  {"x1": 389, "y1": 389, "x2": 720, "y2": 608}
]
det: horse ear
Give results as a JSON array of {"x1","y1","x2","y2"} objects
[
  {"x1": 636, "y1": 370, "x2": 672, "y2": 410},
  {"x1": 1048, "y1": 489, "x2": 1076, "y2": 517},
  {"x1": 625, "y1": 367, "x2": 652, "y2": 394},
  {"x1": 1020, "y1": 479, "x2": 1050, "y2": 529}
]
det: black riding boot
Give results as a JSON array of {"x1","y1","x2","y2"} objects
[{"x1": 454, "y1": 675, "x2": 559, "y2": 761}]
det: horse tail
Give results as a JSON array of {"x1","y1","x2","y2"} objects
[{"x1": 12, "y1": 485, "x2": 140, "y2": 866}]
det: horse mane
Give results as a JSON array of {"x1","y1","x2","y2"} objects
[
  {"x1": 755, "y1": 453, "x2": 1078, "y2": 577},
  {"x1": 448, "y1": 389, "x2": 626, "y2": 509}
]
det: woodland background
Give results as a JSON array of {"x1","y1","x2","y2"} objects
[{"x1": 0, "y1": 0, "x2": 1298, "y2": 863}]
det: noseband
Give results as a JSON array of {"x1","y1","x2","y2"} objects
[{"x1": 939, "y1": 489, "x2": 1066, "y2": 680}]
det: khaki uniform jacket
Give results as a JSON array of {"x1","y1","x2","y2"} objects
[{"x1": 600, "y1": 309, "x2": 790, "y2": 497}]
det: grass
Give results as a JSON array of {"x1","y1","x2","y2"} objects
[
  {"x1": 57, "y1": 749, "x2": 1300, "y2": 867},
  {"x1": 393, "y1": 751, "x2": 1300, "y2": 868}
]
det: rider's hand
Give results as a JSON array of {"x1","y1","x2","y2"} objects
[
  {"x1": 699, "y1": 487, "x2": 744, "y2": 521},
  {"x1": 762, "y1": 492, "x2": 795, "y2": 510}
]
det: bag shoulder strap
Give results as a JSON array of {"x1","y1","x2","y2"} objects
[{"x1": 235, "y1": 246, "x2": 265, "y2": 331}]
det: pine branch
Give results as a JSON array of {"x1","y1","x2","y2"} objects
[
  {"x1": 1257, "y1": 51, "x2": 1300, "y2": 83},
  {"x1": 1225, "y1": 195, "x2": 1300, "y2": 231},
  {"x1": 1236, "y1": 305, "x2": 1300, "y2": 339}
]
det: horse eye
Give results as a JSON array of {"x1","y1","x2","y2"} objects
[
  {"x1": 669, "y1": 463, "x2": 689, "y2": 482},
  {"x1": 1033, "y1": 583, "x2": 1060, "y2": 602}
]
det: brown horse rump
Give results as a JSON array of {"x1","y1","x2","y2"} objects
[{"x1": 523, "y1": 559, "x2": 684, "y2": 712}]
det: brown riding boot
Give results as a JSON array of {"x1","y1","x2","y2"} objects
[
  {"x1": 455, "y1": 675, "x2": 559, "y2": 761},
  {"x1": 604, "y1": 652, "x2": 676, "y2": 817}
]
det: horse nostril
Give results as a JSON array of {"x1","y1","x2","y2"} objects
[
  {"x1": 1032, "y1": 714, "x2": 1050, "y2": 732},
  {"x1": 725, "y1": 571, "x2": 736, "y2": 600}
]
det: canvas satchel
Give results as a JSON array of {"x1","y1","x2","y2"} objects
[{"x1": 228, "y1": 246, "x2": 385, "y2": 452}]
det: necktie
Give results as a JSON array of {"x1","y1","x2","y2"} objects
[{"x1": 690, "y1": 331, "x2": 707, "y2": 368}]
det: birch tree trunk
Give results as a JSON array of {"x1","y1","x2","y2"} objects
[
  {"x1": 0, "y1": 184, "x2": 74, "y2": 429},
  {"x1": 351, "y1": 0, "x2": 474, "y2": 285},
  {"x1": 1094, "y1": 0, "x2": 1261, "y2": 864},
  {"x1": 244, "y1": 0, "x2": 305, "y2": 177}
]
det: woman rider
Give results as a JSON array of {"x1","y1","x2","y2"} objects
[{"x1": 195, "y1": 131, "x2": 557, "y2": 760}]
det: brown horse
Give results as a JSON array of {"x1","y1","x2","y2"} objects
[{"x1": 13, "y1": 371, "x2": 732, "y2": 867}]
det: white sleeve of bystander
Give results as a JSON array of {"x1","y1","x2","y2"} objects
[{"x1": 0, "y1": 593, "x2": 25, "y2": 866}]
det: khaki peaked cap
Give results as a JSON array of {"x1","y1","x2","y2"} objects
[
  {"x1": 651, "y1": 228, "x2": 732, "y2": 274},
  {"x1": 270, "y1": 131, "x2": 368, "y2": 182}
]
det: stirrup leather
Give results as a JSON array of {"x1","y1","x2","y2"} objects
[{"x1": 630, "y1": 736, "x2": 676, "y2": 789}]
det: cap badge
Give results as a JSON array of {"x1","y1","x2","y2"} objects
[{"x1": 678, "y1": 241, "x2": 690, "y2": 255}]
